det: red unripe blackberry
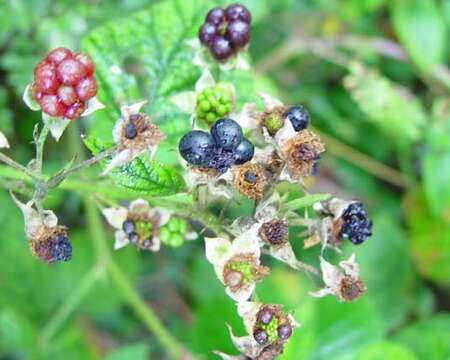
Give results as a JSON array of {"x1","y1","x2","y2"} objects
[
  {"x1": 74, "y1": 53, "x2": 95, "y2": 76},
  {"x1": 57, "y1": 59, "x2": 87, "y2": 85},
  {"x1": 76, "y1": 77, "x2": 97, "y2": 101},
  {"x1": 32, "y1": 48, "x2": 98, "y2": 119},
  {"x1": 40, "y1": 95, "x2": 66, "y2": 117},
  {"x1": 58, "y1": 86, "x2": 78, "y2": 106},
  {"x1": 65, "y1": 101, "x2": 86, "y2": 120},
  {"x1": 210, "y1": 36, "x2": 233, "y2": 60},
  {"x1": 46, "y1": 47, "x2": 73, "y2": 65}
]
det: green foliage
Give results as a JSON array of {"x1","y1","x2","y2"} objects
[
  {"x1": 391, "y1": 0, "x2": 447, "y2": 73},
  {"x1": 344, "y1": 61, "x2": 427, "y2": 145},
  {"x1": 105, "y1": 342, "x2": 150, "y2": 360}
]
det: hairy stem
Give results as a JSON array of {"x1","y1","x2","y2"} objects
[
  {"x1": 35, "y1": 123, "x2": 50, "y2": 174},
  {"x1": 0, "y1": 152, "x2": 43, "y2": 182}
]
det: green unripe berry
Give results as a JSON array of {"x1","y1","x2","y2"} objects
[
  {"x1": 159, "y1": 227, "x2": 171, "y2": 243},
  {"x1": 263, "y1": 112, "x2": 285, "y2": 136},
  {"x1": 167, "y1": 217, "x2": 180, "y2": 232},
  {"x1": 169, "y1": 233, "x2": 184, "y2": 247},
  {"x1": 196, "y1": 83, "x2": 234, "y2": 124}
]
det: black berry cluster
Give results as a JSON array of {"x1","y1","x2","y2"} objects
[
  {"x1": 253, "y1": 306, "x2": 293, "y2": 345},
  {"x1": 179, "y1": 118, "x2": 254, "y2": 173},
  {"x1": 32, "y1": 47, "x2": 97, "y2": 119},
  {"x1": 340, "y1": 202, "x2": 373, "y2": 245},
  {"x1": 199, "y1": 4, "x2": 251, "y2": 61},
  {"x1": 31, "y1": 232, "x2": 72, "y2": 264}
]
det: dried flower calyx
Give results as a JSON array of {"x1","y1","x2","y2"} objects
[
  {"x1": 310, "y1": 254, "x2": 366, "y2": 302},
  {"x1": 11, "y1": 194, "x2": 72, "y2": 264},
  {"x1": 102, "y1": 199, "x2": 172, "y2": 252},
  {"x1": 234, "y1": 162, "x2": 265, "y2": 200},
  {"x1": 259, "y1": 219, "x2": 288, "y2": 247},
  {"x1": 104, "y1": 101, "x2": 164, "y2": 174}
]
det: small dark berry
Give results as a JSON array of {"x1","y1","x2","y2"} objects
[
  {"x1": 226, "y1": 20, "x2": 250, "y2": 48},
  {"x1": 179, "y1": 130, "x2": 216, "y2": 167},
  {"x1": 128, "y1": 232, "x2": 139, "y2": 243},
  {"x1": 211, "y1": 118, "x2": 243, "y2": 151},
  {"x1": 210, "y1": 36, "x2": 233, "y2": 61},
  {"x1": 340, "y1": 202, "x2": 372, "y2": 245},
  {"x1": 225, "y1": 4, "x2": 252, "y2": 23},
  {"x1": 122, "y1": 220, "x2": 135, "y2": 235},
  {"x1": 277, "y1": 323, "x2": 292, "y2": 341},
  {"x1": 125, "y1": 122, "x2": 138, "y2": 139},
  {"x1": 51, "y1": 234, "x2": 72, "y2": 262},
  {"x1": 199, "y1": 22, "x2": 218, "y2": 46},
  {"x1": 253, "y1": 329, "x2": 268, "y2": 345},
  {"x1": 233, "y1": 138, "x2": 254, "y2": 164},
  {"x1": 260, "y1": 219, "x2": 289, "y2": 246},
  {"x1": 244, "y1": 171, "x2": 257, "y2": 184},
  {"x1": 257, "y1": 308, "x2": 273, "y2": 325},
  {"x1": 284, "y1": 106, "x2": 310, "y2": 132},
  {"x1": 205, "y1": 7, "x2": 226, "y2": 25}
]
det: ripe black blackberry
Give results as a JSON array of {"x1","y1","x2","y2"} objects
[
  {"x1": 198, "y1": 3, "x2": 251, "y2": 61},
  {"x1": 340, "y1": 202, "x2": 373, "y2": 245}
]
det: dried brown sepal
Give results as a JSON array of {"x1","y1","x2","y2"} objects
[
  {"x1": 256, "y1": 343, "x2": 285, "y2": 360},
  {"x1": 329, "y1": 217, "x2": 344, "y2": 246},
  {"x1": 29, "y1": 225, "x2": 70, "y2": 264},
  {"x1": 338, "y1": 276, "x2": 366, "y2": 302},
  {"x1": 119, "y1": 112, "x2": 165, "y2": 150},
  {"x1": 281, "y1": 130, "x2": 325, "y2": 180},
  {"x1": 234, "y1": 163, "x2": 265, "y2": 201},
  {"x1": 259, "y1": 219, "x2": 289, "y2": 247}
]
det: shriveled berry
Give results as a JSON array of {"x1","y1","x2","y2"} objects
[
  {"x1": 52, "y1": 234, "x2": 72, "y2": 262},
  {"x1": 125, "y1": 122, "x2": 138, "y2": 139},
  {"x1": 57, "y1": 86, "x2": 78, "y2": 106},
  {"x1": 260, "y1": 219, "x2": 289, "y2": 246},
  {"x1": 340, "y1": 202, "x2": 372, "y2": 245},
  {"x1": 199, "y1": 22, "x2": 218, "y2": 46},
  {"x1": 253, "y1": 329, "x2": 268, "y2": 345},
  {"x1": 74, "y1": 53, "x2": 95, "y2": 75},
  {"x1": 210, "y1": 36, "x2": 233, "y2": 61},
  {"x1": 128, "y1": 232, "x2": 139, "y2": 243},
  {"x1": 226, "y1": 20, "x2": 250, "y2": 48},
  {"x1": 277, "y1": 323, "x2": 292, "y2": 340},
  {"x1": 39, "y1": 95, "x2": 66, "y2": 117},
  {"x1": 179, "y1": 130, "x2": 216, "y2": 167},
  {"x1": 257, "y1": 308, "x2": 273, "y2": 325},
  {"x1": 233, "y1": 138, "x2": 254, "y2": 164},
  {"x1": 211, "y1": 118, "x2": 243, "y2": 151},
  {"x1": 205, "y1": 7, "x2": 226, "y2": 25},
  {"x1": 122, "y1": 220, "x2": 135, "y2": 235},
  {"x1": 65, "y1": 101, "x2": 85, "y2": 119},
  {"x1": 284, "y1": 105, "x2": 310, "y2": 132},
  {"x1": 75, "y1": 77, "x2": 97, "y2": 101},
  {"x1": 57, "y1": 58, "x2": 87, "y2": 85},
  {"x1": 208, "y1": 147, "x2": 235, "y2": 173},
  {"x1": 46, "y1": 47, "x2": 73, "y2": 65},
  {"x1": 225, "y1": 4, "x2": 251, "y2": 23},
  {"x1": 244, "y1": 171, "x2": 257, "y2": 184}
]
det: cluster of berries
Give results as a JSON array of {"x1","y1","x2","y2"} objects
[
  {"x1": 32, "y1": 47, "x2": 98, "y2": 119},
  {"x1": 179, "y1": 118, "x2": 254, "y2": 173},
  {"x1": 159, "y1": 217, "x2": 189, "y2": 248},
  {"x1": 199, "y1": 4, "x2": 251, "y2": 61},
  {"x1": 253, "y1": 306, "x2": 293, "y2": 346},
  {"x1": 31, "y1": 232, "x2": 72, "y2": 264},
  {"x1": 340, "y1": 202, "x2": 373, "y2": 245},
  {"x1": 196, "y1": 83, "x2": 233, "y2": 124},
  {"x1": 264, "y1": 105, "x2": 311, "y2": 136}
]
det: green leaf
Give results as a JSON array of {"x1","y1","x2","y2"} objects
[
  {"x1": 391, "y1": 0, "x2": 447, "y2": 73},
  {"x1": 105, "y1": 343, "x2": 150, "y2": 360},
  {"x1": 84, "y1": 135, "x2": 186, "y2": 195},
  {"x1": 394, "y1": 315, "x2": 450, "y2": 360},
  {"x1": 422, "y1": 99, "x2": 450, "y2": 216},
  {"x1": 344, "y1": 61, "x2": 427, "y2": 145},
  {"x1": 282, "y1": 193, "x2": 331, "y2": 212},
  {"x1": 404, "y1": 190, "x2": 450, "y2": 286}
]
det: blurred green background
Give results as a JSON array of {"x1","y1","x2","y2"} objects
[{"x1": 1, "y1": 0, "x2": 450, "y2": 359}]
